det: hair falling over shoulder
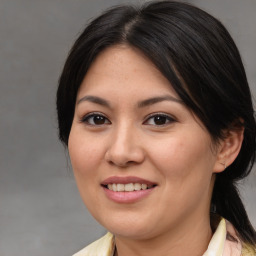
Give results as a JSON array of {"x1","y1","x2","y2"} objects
[{"x1": 56, "y1": 0, "x2": 256, "y2": 247}]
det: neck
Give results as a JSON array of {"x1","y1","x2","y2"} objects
[{"x1": 114, "y1": 215, "x2": 212, "y2": 256}]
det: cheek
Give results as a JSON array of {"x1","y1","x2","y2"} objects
[
  {"x1": 148, "y1": 131, "x2": 215, "y2": 187},
  {"x1": 148, "y1": 134, "x2": 215, "y2": 218},
  {"x1": 68, "y1": 130, "x2": 106, "y2": 202},
  {"x1": 68, "y1": 129, "x2": 104, "y2": 208},
  {"x1": 68, "y1": 129, "x2": 103, "y2": 174}
]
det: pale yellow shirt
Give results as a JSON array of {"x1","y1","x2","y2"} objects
[{"x1": 73, "y1": 218, "x2": 255, "y2": 256}]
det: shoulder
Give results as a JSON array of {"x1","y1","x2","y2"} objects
[
  {"x1": 73, "y1": 232, "x2": 115, "y2": 256},
  {"x1": 242, "y1": 243, "x2": 256, "y2": 256}
]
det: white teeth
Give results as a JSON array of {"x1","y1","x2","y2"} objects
[
  {"x1": 117, "y1": 184, "x2": 125, "y2": 192},
  {"x1": 142, "y1": 184, "x2": 147, "y2": 190},
  {"x1": 106, "y1": 183, "x2": 153, "y2": 192},
  {"x1": 134, "y1": 183, "x2": 141, "y2": 191},
  {"x1": 125, "y1": 183, "x2": 134, "y2": 192}
]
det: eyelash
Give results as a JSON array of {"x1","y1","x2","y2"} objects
[
  {"x1": 143, "y1": 113, "x2": 176, "y2": 126},
  {"x1": 80, "y1": 112, "x2": 111, "y2": 126},
  {"x1": 80, "y1": 112, "x2": 176, "y2": 126}
]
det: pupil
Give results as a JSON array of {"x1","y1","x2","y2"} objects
[
  {"x1": 154, "y1": 116, "x2": 166, "y2": 125},
  {"x1": 94, "y1": 115, "x2": 105, "y2": 125}
]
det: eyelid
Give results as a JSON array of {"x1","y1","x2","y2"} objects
[
  {"x1": 79, "y1": 111, "x2": 176, "y2": 126},
  {"x1": 80, "y1": 112, "x2": 111, "y2": 125},
  {"x1": 143, "y1": 112, "x2": 176, "y2": 125}
]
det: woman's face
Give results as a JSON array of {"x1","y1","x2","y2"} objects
[{"x1": 68, "y1": 45, "x2": 221, "y2": 240}]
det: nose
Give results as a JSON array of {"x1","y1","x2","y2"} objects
[{"x1": 104, "y1": 124, "x2": 145, "y2": 167}]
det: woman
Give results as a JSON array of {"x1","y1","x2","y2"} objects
[{"x1": 56, "y1": 1, "x2": 256, "y2": 255}]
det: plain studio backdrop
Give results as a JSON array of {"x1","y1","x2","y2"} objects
[{"x1": 0, "y1": 0, "x2": 255, "y2": 255}]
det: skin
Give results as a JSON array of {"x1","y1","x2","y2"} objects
[{"x1": 68, "y1": 45, "x2": 243, "y2": 256}]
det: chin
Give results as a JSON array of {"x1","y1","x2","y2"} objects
[{"x1": 96, "y1": 212, "x2": 159, "y2": 239}]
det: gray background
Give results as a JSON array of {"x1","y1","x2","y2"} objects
[{"x1": 0, "y1": 0, "x2": 255, "y2": 255}]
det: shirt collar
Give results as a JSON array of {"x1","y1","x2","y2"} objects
[{"x1": 73, "y1": 217, "x2": 243, "y2": 256}]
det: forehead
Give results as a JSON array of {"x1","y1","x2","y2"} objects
[{"x1": 78, "y1": 45, "x2": 178, "y2": 98}]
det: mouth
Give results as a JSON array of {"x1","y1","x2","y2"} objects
[
  {"x1": 101, "y1": 176, "x2": 157, "y2": 203},
  {"x1": 102, "y1": 183, "x2": 156, "y2": 192}
]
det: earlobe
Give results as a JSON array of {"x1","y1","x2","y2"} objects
[{"x1": 213, "y1": 127, "x2": 244, "y2": 173}]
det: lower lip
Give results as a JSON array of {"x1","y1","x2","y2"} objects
[{"x1": 102, "y1": 186, "x2": 155, "y2": 203}]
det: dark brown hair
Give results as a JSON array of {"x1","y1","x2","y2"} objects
[{"x1": 57, "y1": 1, "x2": 256, "y2": 245}]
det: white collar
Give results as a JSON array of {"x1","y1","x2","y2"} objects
[{"x1": 73, "y1": 218, "x2": 246, "y2": 256}]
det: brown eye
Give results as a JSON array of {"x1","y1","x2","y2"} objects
[
  {"x1": 93, "y1": 115, "x2": 106, "y2": 125},
  {"x1": 154, "y1": 116, "x2": 168, "y2": 125},
  {"x1": 144, "y1": 114, "x2": 175, "y2": 126},
  {"x1": 82, "y1": 113, "x2": 110, "y2": 126}
]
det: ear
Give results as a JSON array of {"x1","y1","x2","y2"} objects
[{"x1": 213, "y1": 127, "x2": 244, "y2": 173}]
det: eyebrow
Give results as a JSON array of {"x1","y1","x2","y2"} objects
[
  {"x1": 77, "y1": 95, "x2": 111, "y2": 107},
  {"x1": 137, "y1": 95, "x2": 183, "y2": 108},
  {"x1": 77, "y1": 95, "x2": 183, "y2": 108}
]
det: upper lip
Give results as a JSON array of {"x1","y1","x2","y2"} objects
[{"x1": 101, "y1": 176, "x2": 157, "y2": 186}]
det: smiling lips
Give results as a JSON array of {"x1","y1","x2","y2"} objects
[
  {"x1": 107, "y1": 183, "x2": 154, "y2": 192},
  {"x1": 101, "y1": 176, "x2": 157, "y2": 203}
]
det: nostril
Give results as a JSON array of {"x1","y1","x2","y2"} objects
[
  {"x1": 110, "y1": 160, "x2": 138, "y2": 168},
  {"x1": 104, "y1": 142, "x2": 145, "y2": 167}
]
